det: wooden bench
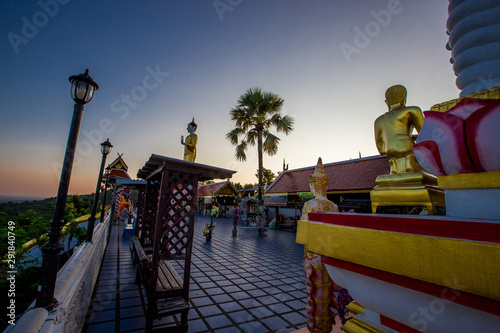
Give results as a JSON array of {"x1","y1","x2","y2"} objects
[{"x1": 132, "y1": 237, "x2": 189, "y2": 332}]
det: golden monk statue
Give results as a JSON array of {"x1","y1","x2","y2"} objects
[
  {"x1": 371, "y1": 85, "x2": 445, "y2": 214},
  {"x1": 301, "y1": 158, "x2": 338, "y2": 221},
  {"x1": 374, "y1": 85, "x2": 424, "y2": 174},
  {"x1": 181, "y1": 117, "x2": 198, "y2": 162}
]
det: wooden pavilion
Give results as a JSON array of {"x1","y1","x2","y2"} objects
[
  {"x1": 196, "y1": 180, "x2": 239, "y2": 216},
  {"x1": 132, "y1": 154, "x2": 235, "y2": 331}
]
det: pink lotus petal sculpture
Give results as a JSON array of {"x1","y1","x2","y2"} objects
[{"x1": 414, "y1": 98, "x2": 500, "y2": 175}]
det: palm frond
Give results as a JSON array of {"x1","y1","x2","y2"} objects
[
  {"x1": 263, "y1": 132, "x2": 280, "y2": 156},
  {"x1": 272, "y1": 114, "x2": 295, "y2": 134},
  {"x1": 238, "y1": 87, "x2": 263, "y2": 110},
  {"x1": 229, "y1": 107, "x2": 245, "y2": 120},
  {"x1": 235, "y1": 141, "x2": 248, "y2": 161},
  {"x1": 226, "y1": 128, "x2": 242, "y2": 145},
  {"x1": 245, "y1": 129, "x2": 258, "y2": 145},
  {"x1": 262, "y1": 91, "x2": 284, "y2": 114}
]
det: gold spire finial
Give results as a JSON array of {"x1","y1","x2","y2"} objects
[
  {"x1": 313, "y1": 157, "x2": 325, "y2": 176},
  {"x1": 192, "y1": 117, "x2": 195, "y2": 122},
  {"x1": 309, "y1": 157, "x2": 329, "y2": 190}
]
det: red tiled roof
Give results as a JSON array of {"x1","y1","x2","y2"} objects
[
  {"x1": 108, "y1": 168, "x2": 131, "y2": 180},
  {"x1": 265, "y1": 155, "x2": 389, "y2": 194}
]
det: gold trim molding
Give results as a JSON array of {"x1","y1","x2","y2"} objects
[{"x1": 342, "y1": 318, "x2": 385, "y2": 333}]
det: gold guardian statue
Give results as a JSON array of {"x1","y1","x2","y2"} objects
[
  {"x1": 301, "y1": 158, "x2": 339, "y2": 333},
  {"x1": 181, "y1": 117, "x2": 198, "y2": 162},
  {"x1": 301, "y1": 158, "x2": 338, "y2": 220}
]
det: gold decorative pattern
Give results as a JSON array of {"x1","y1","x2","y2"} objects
[
  {"x1": 430, "y1": 86, "x2": 500, "y2": 112},
  {"x1": 438, "y1": 170, "x2": 500, "y2": 189}
]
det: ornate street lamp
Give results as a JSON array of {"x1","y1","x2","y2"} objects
[
  {"x1": 36, "y1": 69, "x2": 99, "y2": 308},
  {"x1": 100, "y1": 165, "x2": 111, "y2": 223},
  {"x1": 86, "y1": 139, "x2": 113, "y2": 242}
]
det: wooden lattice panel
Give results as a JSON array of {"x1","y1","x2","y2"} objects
[
  {"x1": 156, "y1": 170, "x2": 197, "y2": 260},
  {"x1": 142, "y1": 179, "x2": 161, "y2": 245},
  {"x1": 134, "y1": 187, "x2": 146, "y2": 238}
]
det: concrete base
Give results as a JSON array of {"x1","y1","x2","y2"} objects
[
  {"x1": 438, "y1": 171, "x2": 500, "y2": 221},
  {"x1": 445, "y1": 188, "x2": 500, "y2": 221}
]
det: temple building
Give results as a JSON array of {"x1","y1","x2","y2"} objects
[
  {"x1": 264, "y1": 155, "x2": 389, "y2": 219},
  {"x1": 196, "y1": 180, "x2": 239, "y2": 216},
  {"x1": 105, "y1": 153, "x2": 132, "y2": 182}
]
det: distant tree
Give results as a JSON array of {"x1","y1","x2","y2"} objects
[
  {"x1": 243, "y1": 183, "x2": 255, "y2": 190},
  {"x1": 226, "y1": 87, "x2": 294, "y2": 201},
  {"x1": 67, "y1": 194, "x2": 84, "y2": 213},
  {"x1": 62, "y1": 220, "x2": 86, "y2": 252},
  {"x1": 233, "y1": 182, "x2": 243, "y2": 191},
  {"x1": 255, "y1": 168, "x2": 276, "y2": 185},
  {"x1": 14, "y1": 210, "x2": 50, "y2": 248},
  {"x1": 64, "y1": 202, "x2": 77, "y2": 223}
]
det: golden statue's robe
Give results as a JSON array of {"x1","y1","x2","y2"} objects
[{"x1": 183, "y1": 134, "x2": 198, "y2": 162}]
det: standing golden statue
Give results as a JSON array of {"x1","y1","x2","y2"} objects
[
  {"x1": 375, "y1": 84, "x2": 424, "y2": 174},
  {"x1": 371, "y1": 85, "x2": 444, "y2": 214},
  {"x1": 181, "y1": 117, "x2": 198, "y2": 162},
  {"x1": 301, "y1": 157, "x2": 338, "y2": 221}
]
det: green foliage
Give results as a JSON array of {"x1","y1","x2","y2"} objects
[
  {"x1": 0, "y1": 193, "x2": 99, "y2": 220},
  {"x1": 67, "y1": 194, "x2": 84, "y2": 212},
  {"x1": 255, "y1": 168, "x2": 276, "y2": 185},
  {"x1": 0, "y1": 194, "x2": 94, "y2": 259},
  {"x1": 62, "y1": 220, "x2": 86, "y2": 252},
  {"x1": 232, "y1": 182, "x2": 255, "y2": 191},
  {"x1": 0, "y1": 194, "x2": 97, "y2": 329}
]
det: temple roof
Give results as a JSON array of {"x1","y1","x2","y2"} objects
[
  {"x1": 137, "y1": 154, "x2": 236, "y2": 181},
  {"x1": 197, "y1": 181, "x2": 238, "y2": 198},
  {"x1": 265, "y1": 155, "x2": 389, "y2": 194},
  {"x1": 108, "y1": 153, "x2": 128, "y2": 171}
]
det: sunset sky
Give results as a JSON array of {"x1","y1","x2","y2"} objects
[{"x1": 0, "y1": 0, "x2": 460, "y2": 199}]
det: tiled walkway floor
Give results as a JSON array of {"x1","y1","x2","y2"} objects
[{"x1": 83, "y1": 216, "x2": 307, "y2": 332}]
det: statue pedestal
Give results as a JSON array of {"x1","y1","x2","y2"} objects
[
  {"x1": 438, "y1": 171, "x2": 500, "y2": 220},
  {"x1": 370, "y1": 172, "x2": 445, "y2": 214}
]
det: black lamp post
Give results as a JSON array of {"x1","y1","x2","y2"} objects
[
  {"x1": 36, "y1": 69, "x2": 99, "y2": 308},
  {"x1": 100, "y1": 165, "x2": 111, "y2": 223},
  {"x1": 86, "y1": 139, "x2": 113, "y2": 243}
]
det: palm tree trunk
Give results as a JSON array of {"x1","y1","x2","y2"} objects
[{"x1": 257, "y1": 130, "x2": 263, "y2": 202}]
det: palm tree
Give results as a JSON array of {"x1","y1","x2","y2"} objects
[{"x1": 226, "y1": 87, "x2": 294, "y2": 201}]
